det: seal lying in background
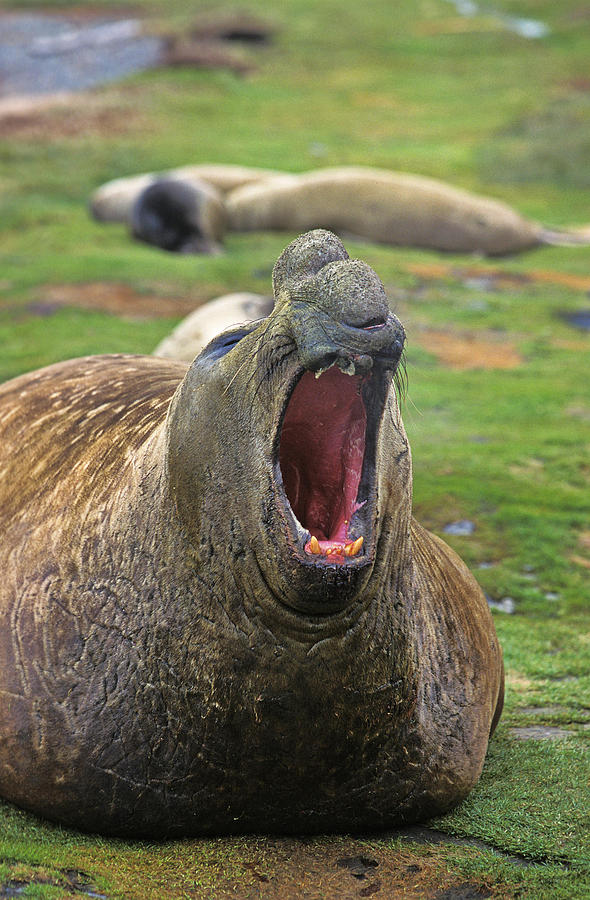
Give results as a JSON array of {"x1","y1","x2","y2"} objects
[
  {"x1": 225, "y1": 166, "x2": 544, "y2": 255},
  {"x1": 0, "y1": 229, "x2": 503, "y2": 837},
  {"x1": 153, "y1": 291, "x2": 273, "y2": 360},
  {"x1": 90, "y1": 163, "x2": 279, "y2": 223},
  {"x1": 90, "y1": 164, "x2": 278, "y2": 255},
  {"x1": 90, "y1": 162, "x2": 587, "y2": 255}
]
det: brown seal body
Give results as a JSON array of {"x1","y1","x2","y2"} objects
[
  {"x1": 225, "y1": 166, "x2": 542, "y2": 254},
  {"x1": 0, "y1": 230, "x2": 503, "y2": 837}
]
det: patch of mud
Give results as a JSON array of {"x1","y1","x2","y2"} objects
[
  {"x1": 518, "y1": 706, "x2": 568, "y2": 717},
  {"x1": 434, "y1": 885, "x2": 492, "y2": 899},
  {"x1": 2, "y1": 830, "x2": 544, "y2": 899},
  {"x1": 0, "y1": 90, "x2": 144, "y2": 140},
  {"x1": 406, "y1": 261, "x2": 590, "y2": 294},
  {"x1": 204, "y1": 835, "x2": 517, "y2": 899},
  {"x1": 414, "y1": 327, "x2": 522, "y2": 370},
  {"x1": 38, "y1": 282, "x2": 210, "y2": 319},
  {"x1": 559, "y1": 309, "x2": 590, "y2": 331},
  {"x1": 509, "y1": 725, "x2": 573, "y2": 740},
  {"x1": 0, "y1": 865, "x2": 105, "y2": 898}
]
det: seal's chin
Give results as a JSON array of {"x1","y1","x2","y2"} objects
[{"x1": 277, "y1": 365, "x2": 387, "y2": 567}]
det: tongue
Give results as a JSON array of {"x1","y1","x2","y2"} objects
[{"x1": 279, "y1": 366, "x2": 367, "y2": 562}]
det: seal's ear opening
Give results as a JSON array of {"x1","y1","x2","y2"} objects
[
  {"x1": 199, "y1": 325, "x2": 258, "y2": 361},
  {"x1": 279, "y1": 366, "x2": 367, "y2": 560}
]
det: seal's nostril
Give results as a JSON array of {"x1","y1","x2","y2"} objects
[{"x1": 362, "y1": 319, "x2": 387, "y2": 330}]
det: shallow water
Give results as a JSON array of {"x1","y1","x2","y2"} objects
[
  {"x1": 444, "y1": 0, "x2": 550, "y2": 39},
  {"x1": 0, "y1": 12, "x2": 163, "y2": 97},
  {"x1": 561, "y1": 309, "x2": 590, "y2": 331}
]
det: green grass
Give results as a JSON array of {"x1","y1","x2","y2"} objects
[{"x1": 1, "y1": 0, "x2": 589, "y2": 896}]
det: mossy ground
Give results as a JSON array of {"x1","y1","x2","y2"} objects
[{"x1": 0, "y1": 0, "x2": 589, "y2": 897}]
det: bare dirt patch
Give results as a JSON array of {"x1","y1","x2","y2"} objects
[
  {"x1": 406, "y1": 261, "x2": 590, "y2": 293},
  {"x1": 71, "y1": 835, "x2": 515, "y2": 899},
  {"x1": 38, "y1": 282, "x2": 211, "y2": 319},
  {"x1": 505, "y1": 672, "x2": 537, "y2": 694},
  {"x1": 0, "y1": 92, "x2": 144, "y2": 140},
  {"x1": 509, "y1": 726, "x2": 573, "y2": 740},
  {"x1": 414, "y1": 328, "x2": 522, "y2": 370}
]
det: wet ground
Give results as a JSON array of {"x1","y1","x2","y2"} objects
[{"x1": 0, "y1": 11, "x2": 162, "y2": 98}]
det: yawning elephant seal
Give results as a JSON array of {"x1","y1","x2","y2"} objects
[{"x1": 0, "y1": 230, "x2": 503, "y2": 837}]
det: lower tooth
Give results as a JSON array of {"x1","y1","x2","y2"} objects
[{"x1": 345, "y1": 536, "x2": 364, "y2": 557}]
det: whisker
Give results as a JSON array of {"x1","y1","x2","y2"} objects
[
  {"x1": 223, "y1": 356, "x2": 254, "y2": 396},
  {"x1": 394, "y1": 352, "x2": 408, "y2": 404}
]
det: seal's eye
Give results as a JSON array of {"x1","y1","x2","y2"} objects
[{"x1": 201, "y1": 327, "x2": 253, "y2": 361}]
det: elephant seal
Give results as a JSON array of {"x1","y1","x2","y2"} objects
[
  {"x1": 225, "y1": 166, "x2": 544, "y2": 255},
  {"x1": 130, "y1": 177, "x2": 226, "y2": 254},
  {"x1": 153, "y1": 292, "x2": 273, "y2": 360},
  {"x1": 0, "y1": 229, "x2": 503, "y2": 838}
]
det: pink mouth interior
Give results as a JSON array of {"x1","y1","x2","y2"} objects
[{"x1": 279, "y1": 367, "x2": 366, "y2": 558}]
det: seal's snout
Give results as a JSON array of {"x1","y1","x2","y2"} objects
[
  {"x1": 289, "y1": 316, "x2": 404, "y2": 379},
  {"x1": 271, "y1": 228, "x2": 405, "y2": 377}
]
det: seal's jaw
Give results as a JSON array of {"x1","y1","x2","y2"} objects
[{"x1": 276, "y1": 364, "x2": 389, "y2": 570}]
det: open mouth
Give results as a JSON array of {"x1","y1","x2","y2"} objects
[{"x1": 278, "y1": 365, "x2": 383, "y2": 564}]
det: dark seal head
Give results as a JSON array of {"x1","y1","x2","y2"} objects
[
  {"x1": 0, "y1": 229, "x2": 503, "y2": 837},
  {"x1": 130, "y1": 177, "x2": 226, "y2": 253}
]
